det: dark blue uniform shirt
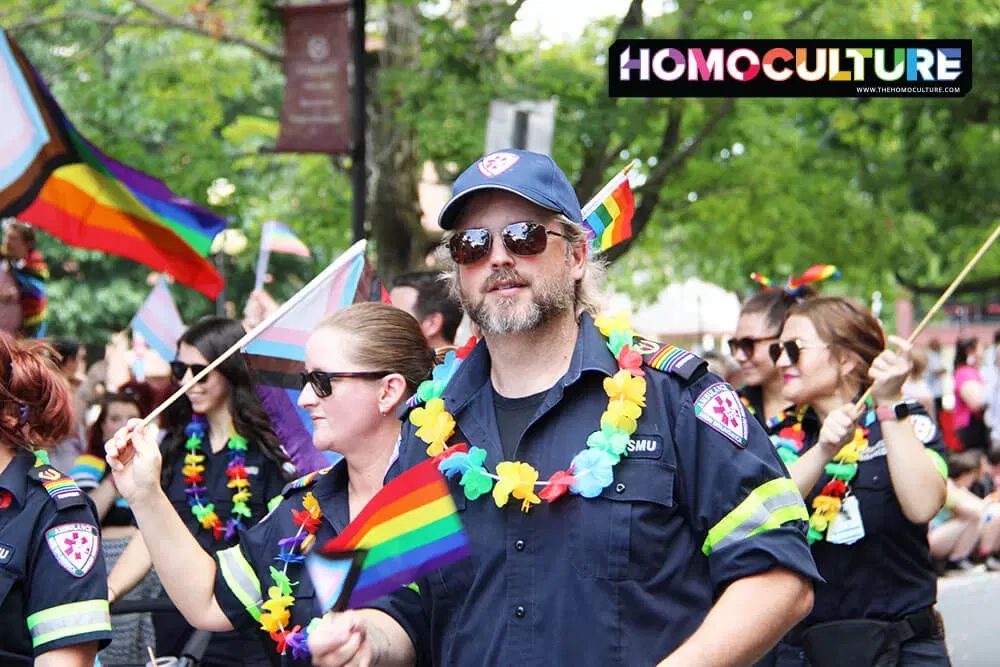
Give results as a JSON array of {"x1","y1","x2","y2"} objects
[
  {"x1": 368, "y1": 314, "x2": 822, "y2": 667},
  {"x1": 0, "y1": 448, "x2": 111, "y2": 664},
  {"x1": 157, "y1": 436, "x2": 287, "y2": 664},
  {"x1": 215, "y1": 461, "x2": 349, "y2": 667},
  {"x1": 797, "y1": 403, "x2": 947, "y2": 625}
]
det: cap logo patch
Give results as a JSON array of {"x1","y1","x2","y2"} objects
[{"x1": 478, "y1": 152, "x2": 519, "y2": 177}]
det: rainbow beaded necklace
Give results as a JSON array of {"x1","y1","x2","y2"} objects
[
  {"x1": 409, "y1": 315, "x2": 646, "y2": 511},
  {"x1": 182, "y1": 418, "x2": 253, "y2": 541}
]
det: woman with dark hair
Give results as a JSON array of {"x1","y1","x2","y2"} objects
[
  {"x1": 953, "y1": 337, "x2": 989, "y2": 452},
  {"x1": 0, "y1": 330, "x2": 111, "y2": 664},
  {"x1": 732, "y1": 267, "x2": 836, "y2": 467},
  {"x1": 69, "y1": 380, "x2": 159, "y2": 666},
  {"x1": 772, "y1": 297, "x2": 949, "y2": 666},
  {"x1": 107, "y1": 317, "x2": 291, "y2": 666}
]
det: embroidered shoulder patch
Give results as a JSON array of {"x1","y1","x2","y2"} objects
[
  {"x1": 634, "y1": 337, "x2": 708, "y2": 382},
  {"x1": 909, "y1": 414, "x2": 938, "y2": 444},
  {"x1": 694, "y1": 383, "x2": 748, "y2": 448},
  {"x1": 45, "y1": 523, "x2": 100, "y2": 577}
]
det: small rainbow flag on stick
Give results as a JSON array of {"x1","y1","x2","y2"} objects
[
  {"x1": 254, "y1": 221, "x2": 311, "y2": 290},
  {"x1": 581, "y1": 163, "x2": 636, "y2": 254},
  {"x1": 308, "y1": 458, "x2": 471, "y2": 611}
]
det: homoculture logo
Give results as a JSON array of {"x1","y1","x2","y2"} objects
[{"x1": 609, "y1": 40, "x2": 972, "y2": 98}]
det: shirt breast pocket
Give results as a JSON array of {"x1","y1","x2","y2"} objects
[
  {"x1": 569, "y1": 460, "x2": 676, "y2": 582},
  {"x1": 428, "y1": 488, "x2": 476, "y2": 600},
  {"x1": 0, "y1": 568, "x2": 17, "y2": 609},
  {"x1": 851, "y1": 457, "x2": 892, "y2": 535}
]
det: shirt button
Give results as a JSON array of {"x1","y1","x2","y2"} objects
[
  {"x1": 615, "y1": 483, "x2": 626, "y2": 493},
  {"x1": 873, "y1": 475, "x2": 879, "y2": 482},
  {"x1": 514, "y1": 539, "x2": 525, "y2": 551},
  {"x1": 514, "y1": 605, "x2": 526, "y2": 619}
]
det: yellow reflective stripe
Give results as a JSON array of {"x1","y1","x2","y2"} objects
[
  {"x1": 217, "y1": 546, "x2": 263, "y2": 621},
  {"x1": 926, "y1": 449, "x2": 947, "y2": 480},
  {"x1": 27, "y1": 599, "x2": 110, "y2": 648},
  {"x1": 702, "y1": 477, "x2": 807, "y2": 556}
]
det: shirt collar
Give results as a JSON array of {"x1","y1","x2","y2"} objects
[
  {"x1": 0, "y1": 448, "x2": 35, "y2": 509},
  {"x1": 442, "y1": 312, "x2": 620, "y2": 415}
]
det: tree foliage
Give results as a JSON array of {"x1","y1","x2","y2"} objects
[{"x1": 4, "y1": 0, "x2": 998, "y2": 342}]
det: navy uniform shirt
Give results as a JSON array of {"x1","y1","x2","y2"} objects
[
  {"x1": 739, "y1": 385, "x2": 798, "y2": 437},
  {"x1": 797, "y1": 402, "x2": 948, "y2": 625},
  {"x1": 0, "y1": 449, "x2": 111, "y2": 664},
  {"x1": 215, "y1": 462, "x2": 349, "y2": 667},
  {"x1": 368, "y1": 313, "x2": 822, "y2": 667}
]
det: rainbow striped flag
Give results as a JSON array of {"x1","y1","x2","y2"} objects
[
  {"x1": 242, "y1": 241, "x2": 391, "y2": 474},
  {"x1": 0, "y1": 30, "x2": 226, "y2": 299},
  {"x1": 130, "y1": 278, "x2": 184, "y2": 362},
  {"x1": 581, "y1": 168, "x2": 635, "y2": 254},
  {"x1": 261, "y1": 221, "x2": 310, "y2": 258},
  {"x1": 312, "y1": 457, "x2": 471, "y2": 610}
]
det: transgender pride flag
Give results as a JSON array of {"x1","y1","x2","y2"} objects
[
  {"x1": 130, "y1": 278, "x2": 184, "y2": 362},
  {"x1": 242, "y1": 241, "x2": 390, "y2": 474}
]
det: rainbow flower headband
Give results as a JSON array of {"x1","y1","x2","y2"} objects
[
  {"x1": 750, "y1": 264, "x2": 841, "y2": 296},
  {"x1": 407, "y1": 315, "x2": 646, "y2": 511}
]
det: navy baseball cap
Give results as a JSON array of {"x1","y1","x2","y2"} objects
[{"x1": 437, "y1": 149, "x2": 583, "y2": 230}]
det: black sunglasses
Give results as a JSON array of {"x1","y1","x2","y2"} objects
[
  {"x1": 300, "y1": 370, "x2": 392, "y2": 398},
  {"x1": 769, "y1": 339, "x2": 829, "y2": 365},
  {"x1": 448, "y1": 221, "x2": 567, "y2": 265},
  {"x1": 727, "y1": 336, "x2": 778, "y2": 359},
  {"x1": 170, "y1": 361, "x2": 209, "y2": 384}
]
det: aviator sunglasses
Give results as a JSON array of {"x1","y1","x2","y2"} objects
[
  {"x1": 768, "y1": 339, "x2": 829, "y2": 365},
  {"x1": 448, "y1": 221, "x2": 567, "y2": 265},
  {"x1": 299, "y1": 370, "x2": 392, "y2": 398}
]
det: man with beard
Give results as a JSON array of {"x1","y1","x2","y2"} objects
[{"x1": 307, "y1": 149, "x2": 820, "y2": 667}]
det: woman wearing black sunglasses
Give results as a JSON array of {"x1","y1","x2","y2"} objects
[
  {"x1": 107, "y1": 317, "x2": 292, "y2": 667},
  {"x1": 105, "y1": 303, "x2": 436, "y2": 667},
  {"x1": 770, "y1": 297, "x2": 949, "y2": 667}
]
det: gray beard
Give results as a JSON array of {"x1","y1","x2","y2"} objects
[{"x1": 462, "y1": 271, "x2": 575, "y2": 336}]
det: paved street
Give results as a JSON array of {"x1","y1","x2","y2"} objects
[{"x1": 938, "y1": 571, "x2": 1000, "y2": 666}]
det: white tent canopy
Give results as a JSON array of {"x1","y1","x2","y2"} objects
[{"x1": 604, "y1": 277, "x2": 741, "y2": 340}]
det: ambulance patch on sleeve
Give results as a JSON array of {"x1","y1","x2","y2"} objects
[
  {"x1": 694, "y1": 383, "x2": 748, "y2": 448},
  {"x1": 909, "y1": 414, "x2": 938, "y2": 445},
  {"x1": 45, "y1": 523, "x2": 100, "y2": 577}
]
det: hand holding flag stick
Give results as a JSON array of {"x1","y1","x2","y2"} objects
[{"x1": 854, "y1": 220, "x2": 1000, "y2": 410}]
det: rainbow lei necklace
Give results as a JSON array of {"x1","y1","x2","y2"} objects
[
  {"x1": 807, "y1": 401, "x2": 876, "y2": 544},
  {"x1": 182, "y1": 418, "x2": 253, "y2": 541},
  {"x1": 408, "y1": 315, "x2": 646, "y2": 511},
  {"x1": 257, "y1": 491, "x2": 324, "y2": 661},
  {"x1": 739, "y1": 395, "x2": 810, "y2": 466}
]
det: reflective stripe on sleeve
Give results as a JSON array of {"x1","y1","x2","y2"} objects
[
  {"x1": 27, "y1": 599, "x2": 111, "y2": 648},
  {"x1": 217, "y1": 545, "x2": 264, "y2": 621},
  {"x1": 926, "y1": 449, "x2": 948, "y2": 480},
  {"x1": 702, "y1": 477, "x2": 808, "y2": 556}
]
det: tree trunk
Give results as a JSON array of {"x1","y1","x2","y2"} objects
[{"x1": 367, "y1": 3, "x2": 428, "y2": 282}]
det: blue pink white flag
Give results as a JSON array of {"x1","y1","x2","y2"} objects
[
  {"x1": 242, "y1": 241, "x2": 391, "y2": 474},
  {"x1": 130, "y1": 278, "x2": 184, "y2": 362}
]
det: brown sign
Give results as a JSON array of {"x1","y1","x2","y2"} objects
[{"x1": 275, "y1": 3, "x2": 352, "y2": 154}]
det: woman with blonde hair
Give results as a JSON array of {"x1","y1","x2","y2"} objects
[
  {"x1": 105, "y1": 303, "x2": 435, "y2": 667},
  {"x1": 771, "y1": 297, "x2": 949, "y2": 666}
]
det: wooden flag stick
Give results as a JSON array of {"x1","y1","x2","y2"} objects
[
  {"x1": 855, "y1": 220, "x2": 1000, "y2": 410},
  {"x1": 139, "y1": 240, "x2": 368, "y2": 428}
]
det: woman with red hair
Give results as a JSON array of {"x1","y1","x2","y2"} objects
[{"x1": 0, "y1": 331, "x2": 111, "y2": 665}]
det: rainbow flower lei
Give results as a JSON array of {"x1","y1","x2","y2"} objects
[
  {"x1": 408, "y1": 315, "x2": 646, "y2": 512},
  {"x1": 183, "y1": 418, "x2": 253, "y2": 541},
  {"x1": 807, "y1": 402, "x2": 876, "y2": 544},
  {"x1": 257, "y1": 491, "x2": 324, "y2": 660},
  {"x1": 738, "y1": 396, "x2": 809, "y2": 466}
]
